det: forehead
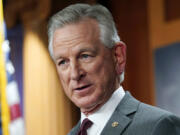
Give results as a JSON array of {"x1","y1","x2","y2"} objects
[
  {"x1": 52, "y1": 19, "x2": 102, "y2": 57},
  {"x1": 53, "y1": 18, "x2": 100, "y2": 46}
]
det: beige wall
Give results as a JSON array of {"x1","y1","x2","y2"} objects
[
  {"x1": 23, "y1": 29, "x2": 73, "y2": 135},
  {"x1": 148, "y1": 0, "x2": 180, "y2": 49}
]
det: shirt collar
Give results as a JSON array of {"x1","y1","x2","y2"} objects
[{"x1": 81, "y1": 86, "x2": 125, "y2": 132}]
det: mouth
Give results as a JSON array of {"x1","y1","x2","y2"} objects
[{"x1": 74, "y1": 84, "x2": 92, "y2": 91}]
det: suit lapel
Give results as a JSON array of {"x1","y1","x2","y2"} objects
[
  {"x1": 68, "y1": 121, "x2": 80, "y2": 135},
  {"x1": 100, "y1": 111, "x2": 131, "y2": 135},
  {"x1": 100, "y1": 92, "x2": 140, "y2": 135}
]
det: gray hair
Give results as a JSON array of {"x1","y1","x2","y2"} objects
[{"x1": 47, "y1": 3, "x2": 124, "y2": 83}]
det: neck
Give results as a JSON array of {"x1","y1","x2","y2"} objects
[{"x1": 82, "y1": 81, "x2": 120, "y2": 116}]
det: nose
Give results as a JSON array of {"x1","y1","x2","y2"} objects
[{"x1": 70, "y1": 61, "x2": 85, "y2": 81}]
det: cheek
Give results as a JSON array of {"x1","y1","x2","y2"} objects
[
  {"x1": 91, "y1": 58, "x2": 115, "y2": 76},
  {"x1": 57, "y1": 69, "x2": 69, "y2": 89},
  {"x1": 93, "y1": 59, "x2": 116, "y2": 88},
  {"x1": 87, "y1": 59, "x2": 113, "y2": 84},
  {"x1": 86, "y1": 60, "x2": 104, "y2": 76},
  {"x1": 56, "y1": 65, "x2": 67, "y2": 81},
  {"x1": 57, "y1": 72, "x2": 72, "y2": 98}
]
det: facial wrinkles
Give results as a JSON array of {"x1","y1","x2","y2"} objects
[
  {"x1": 53, "y1": 18, "x2": 119, "y2": 114},
  {"x1": 55, "y1": 33, "x2": 86, "y2": 48},
  {"x1": 97, "y1": 49, "x2": 116, "y2": 97},
  {"x1": 53, "y1": 37, "x2": 83, "y2": 62},
  {"x1": 57, "y1": 20, "x2": 98, "y2": 45},
  {"x1": 54, "y1": 35, "x2": 97, "y2": 64},
  {"x1": 81, "y1": 60, "x2": 116, "y2": 114}
]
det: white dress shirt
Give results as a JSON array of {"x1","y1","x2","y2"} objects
[{"x1": 81, "y1": 86, "x2": 125, "y2": 135}]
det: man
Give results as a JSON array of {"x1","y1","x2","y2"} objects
[{"x1": 48, "y1": 3, "x2": 180, "y2": 135}]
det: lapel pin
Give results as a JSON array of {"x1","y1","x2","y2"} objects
[{"x1": 112, "y1": 121, "x2": 119, "y2": 127}]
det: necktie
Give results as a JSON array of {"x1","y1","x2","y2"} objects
[{"x1": 77, "y1": 118, "x2": 93, "y2": 135}]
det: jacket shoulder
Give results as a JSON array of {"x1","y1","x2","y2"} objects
[
  {"x1": 67, "y1": 121, "x2": 80, "y2": 135},
  {"x1": 122, "y1": 93, "x2": 180, "y2": 135},
  {"x1": 131, "y1": 102, "x2": 180, "y2": 135}
]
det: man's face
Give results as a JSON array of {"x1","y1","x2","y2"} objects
[{"x1": 52, "y1": 19, "x2": 125, "y2": 114}]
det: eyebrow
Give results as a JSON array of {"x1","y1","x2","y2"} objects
[
  {"x1": 54, "y1": 54, "x2": 65, "y2": 61},
  {"x1": 54, "y1": 46, "x2": 98, "y2": 61},
  {"x1": 79, "y1": 48, "x2": 97, "y2": 53}
]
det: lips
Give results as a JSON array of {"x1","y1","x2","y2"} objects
[{"x1": 74, "y1": 84, "x2": 92, "y2": 91}]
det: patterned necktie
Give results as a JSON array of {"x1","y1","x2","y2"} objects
[{"x1": 77, "y1": 118, "x2": 93, "y2": 135}]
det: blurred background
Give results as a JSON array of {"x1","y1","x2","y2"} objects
[{"x1": 1, "y1": 0, "x2": 180, "y2": 135}]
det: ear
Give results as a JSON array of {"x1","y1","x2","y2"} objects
[{"x1": 114, "y1": 41, "x2": 126, "y2": 75}]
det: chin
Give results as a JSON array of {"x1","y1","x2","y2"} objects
[
  {"x1": 77, "y1": 99, "x2": 101, "y2": 113},
  {"x1": 76, "y1": 102, "x2": 94, "y2": 110}
]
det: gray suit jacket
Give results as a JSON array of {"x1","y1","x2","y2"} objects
[{"x1": 68, "y1": 92, "x2": 180, "y2": 135}]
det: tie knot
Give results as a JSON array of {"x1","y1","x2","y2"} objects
[
  {"x1": 81, "y1": 118, "x2": 93, "y2": 130},
  {"x1": 77, "y1": 118, "x2": 93, "y2": 135}
]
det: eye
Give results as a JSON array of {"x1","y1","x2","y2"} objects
[
  {"x1": 58, "y1": 59, "x2": 67, "y2": 66},
  {"x1": 79, "y1": 53, "x2": 94, "y2": 62},
  {"x1": 81, "y1": 54, "x2": 90, "y2": 59}
]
